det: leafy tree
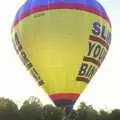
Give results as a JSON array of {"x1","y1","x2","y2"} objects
[
  {"x1": 64, "y1": 109, "x2": 77, "y2": 120},
  {"x1": 41, "y1": 105, "x2": 64, "y2": 120},
  {"x1": 110, "y1": 109, "x2": 120, "y2": 120},
  {"x1": 98, "y1": 109, "x2": 110, "y2": 120},
  {"x1": 76, "y1": 102, "x2": 99, "y2": 120},
  {"x1": 2, "y1": 97, "x2": 120, "y2": 120},
  {"x1": 19, "y1": 96, "x2": 42, "y2": 120},
  {"x1": 0, "y1": 97, "x2": 18, "y2": 120}
]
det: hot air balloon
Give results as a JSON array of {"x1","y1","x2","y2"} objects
[{"x1": 11, "y1": 0, "x2": 111, "y2": 109}]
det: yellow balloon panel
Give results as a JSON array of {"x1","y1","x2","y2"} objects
[
  {"x1": 13, "y1": 10, "x2": 91, "y2": 94},
  {"x1": 12, "y1": 9, "x2": 111, "y2": 107}
]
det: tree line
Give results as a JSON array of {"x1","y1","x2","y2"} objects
[{"x1": 0, "y1": 96, "x2": 120, "y2": 120}]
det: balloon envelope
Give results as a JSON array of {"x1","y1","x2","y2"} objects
[{"x1": 11, "y1": 0, "x2": 111, "y2": 108}]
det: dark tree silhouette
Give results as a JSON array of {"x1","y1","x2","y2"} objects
[
  {"x1": 0, "y1": 97, "x2": 120, "y2": 120},
  {"x1": 76, "y1": 102, "x2": 99, "y2": 120},
  {"x1": 64, "y1": 109, "x2": 77, "y2": 120},
  {"x1": 98, "y1": 109, "x2": 110, "y2": 120},
  {"x1": 0, "y1": 97, "x2": 18, "y2": 120},
  {"x1": 18, "y1": 96, "x2": 42, "y2": 120},
  {"x1": 41, "y1": 105, "x2": 64, "y2": 120},
  {"x1": 110, "y1": 109, "x2": 120, "y2": 120}
]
